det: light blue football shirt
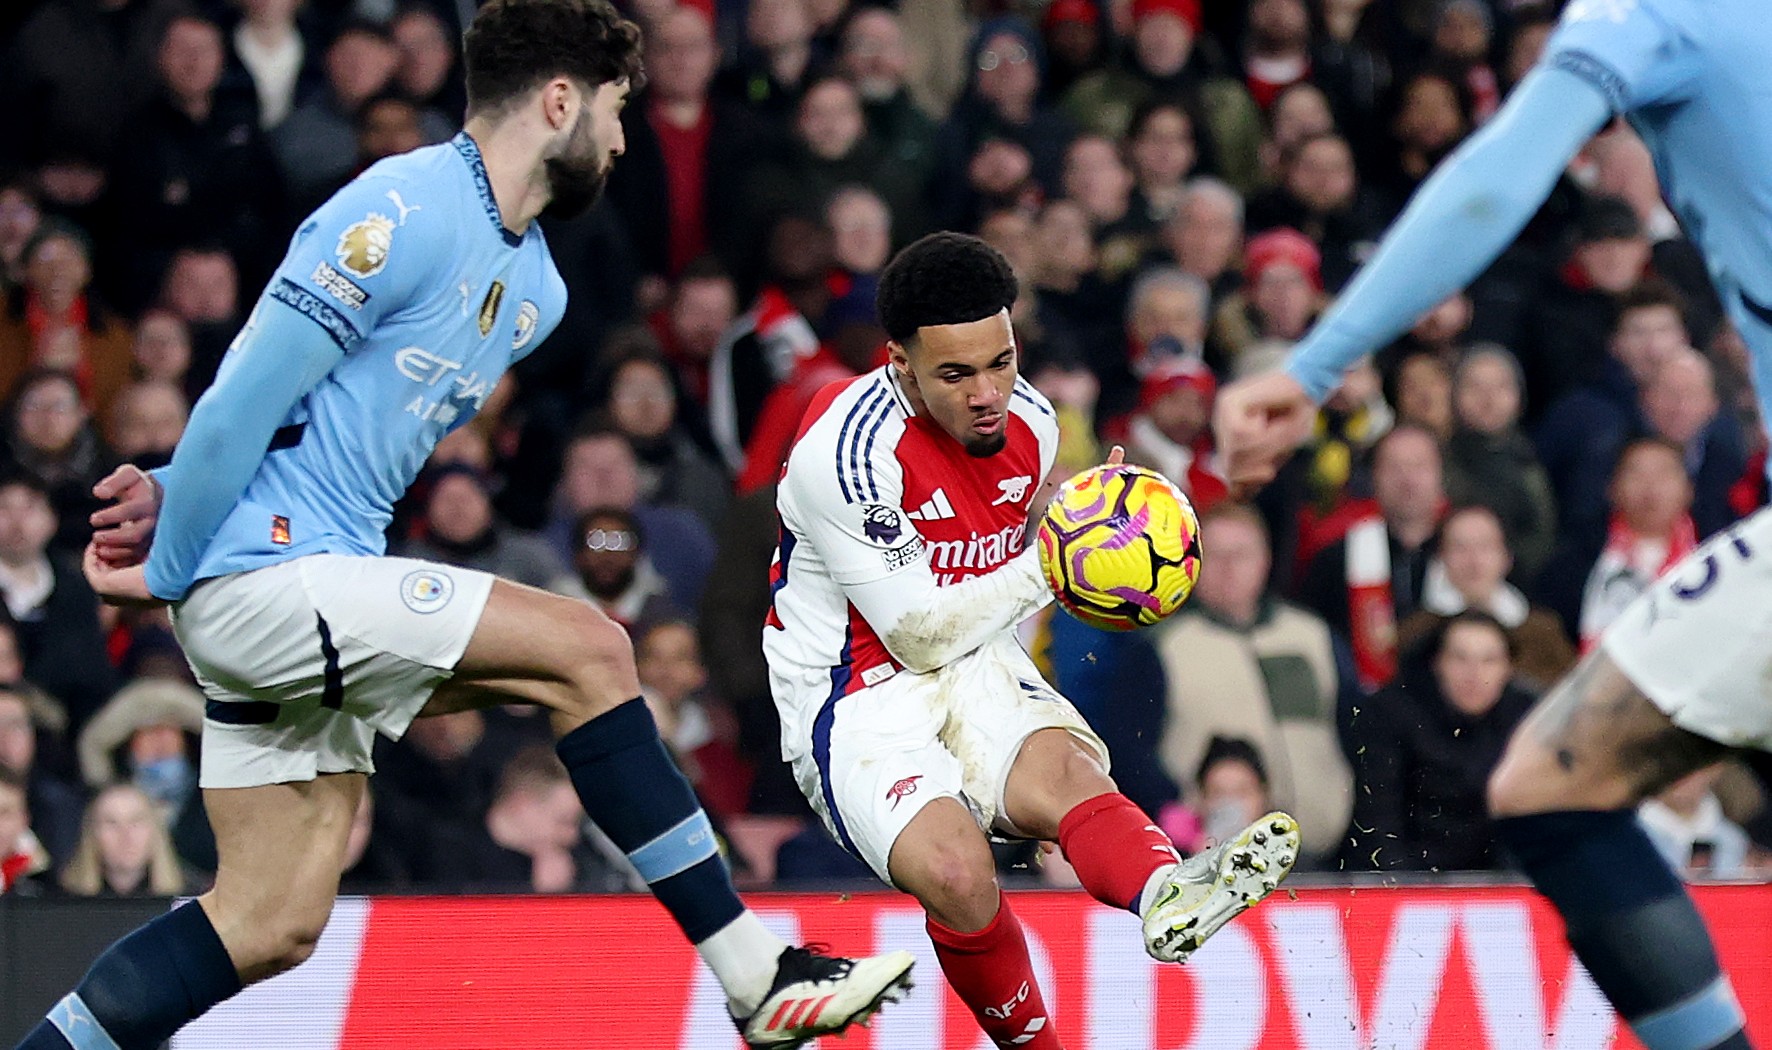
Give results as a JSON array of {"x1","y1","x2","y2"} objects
[{"x1": 143, "y1": 134, "x2": 566, "y2": 600}]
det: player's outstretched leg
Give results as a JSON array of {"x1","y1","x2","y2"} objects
[
  {"x1": 1488, "y1": 653, "x2": 1750, "y2": 1050},
  {"x1": 890, "y1": 798, "x2": 1063, "y2": 1049},
  {"x1": 1007, "y1": 730, "x2": 1299, "y2": 964},
  {"x1": 15, "y1": 774, "x2": 363, "y2": 1050},
  {"x1": 429, "y1": 581, "x2": 912, "y2": 1047}
]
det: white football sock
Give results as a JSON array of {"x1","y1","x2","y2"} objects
[{"x1": 696, "y1": 911, "x2": 789, "y2": 1016}]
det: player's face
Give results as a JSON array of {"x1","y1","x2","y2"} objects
[
  {"x1": 543, "y1": 79, "x2": 629, "y2": 220},
  {"x1": 892, "y1": 309, "x2": 1017, "y2": 458}
]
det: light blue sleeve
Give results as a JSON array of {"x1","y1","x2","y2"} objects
[
  {"x1": 1283, "y1": 67, "x2": 1614, "y2": 401},
  {"x1": 141, "y1": 299, "x2": 344, "y2": 601}
]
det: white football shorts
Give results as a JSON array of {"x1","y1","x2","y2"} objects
[
  {"x1": 172, "y1": 554, "x2": 495, "y2": 789},
  {"x1": 1601, "y1": 507, "x2": 1772, "y2": 751},
  {"x1": 789, "y1": 632, "x2": 1109, "y2": 884}
]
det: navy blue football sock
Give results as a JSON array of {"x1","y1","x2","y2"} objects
[
  {"x1": 556, "y1": 698, "x2": 745, "y2": 943},
  {"x1": 1496, "y1": 811, "x2": 1749, "y2": 1050},
  {"x1": 15, "y1": 900, "x2": 241, "y2": 1050}
]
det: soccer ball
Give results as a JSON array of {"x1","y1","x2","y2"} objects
[{"x1": 1036, "y1": 464, "x2": 1203, "y2": 632}]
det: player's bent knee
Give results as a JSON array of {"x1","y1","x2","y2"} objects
[
  {"x1": 554, "y1": 603, "x2": 639, "y2": 717},
  {"x1": 902, "y1": 842, "x2": 1000, "y2": 920}
]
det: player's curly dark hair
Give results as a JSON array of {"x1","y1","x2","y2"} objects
[
  {"x1": 464, "y1": 0, "x2": 643, "y2": 117},
  {"x1": 876, "y1": 232, "x2": 1019, "y2": 346}
]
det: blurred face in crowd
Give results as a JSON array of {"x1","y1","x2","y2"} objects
[
  {"x1": 893, "y1": 309, "x2": 1018, "y2": 458},
  {"x1": 798, "y1": 79, "x2": 866, "y2": 161},
  {"x1": 1434, "y1": 3, "x2": 1490, "y2": 63},
  {"x1": 1132, "y1": 12, "x2": 1193, "y2": 78},
  {"x1": 1453, "y1": 350, "x2": 1522, "y2": 435},
  {"x1": 765, "y1": 215, "x2": 834, "y2": 286},
  {"x1": 1395, "y1": 353, "x2": 1454, "y2": 437},
  {"x1": 392, "y1": 8, "x2": 454, "y2": 100},
  {"x1": 749, "y1": 0, "x2": 813, "y2": 51},
  {"x1": 827, "y1": 188, "x2": 891, "y2": 275},
  {"x1": 1248, "y1": 0, "x2": 1309, "y2": 51},
  {"x1": 647, "y1": 7, "x2": 717, "y2": 105},
  {"x1": 426, "y1": 472, "x2": 493, "y2": 544},
  {"x1": 560, "y1": 435, "x2": 639, "y2": 513},
  {"x1": 159, "y1": 17, "x2": 225, "y2": 102},
  {"x1": 1130, "y1": 277, "x2": 1206, "y2": 351},
  {"x1": 358, "y1": 97, "x2": 425, "y2": 162},
  {"x1": 1062, "y1": 135, "x2": 1133, "y2": 224},
  {"x1": 1611, "y1": 302, "x2": 1686, "y2": 382},
  {"x1": 1373, "y1": 427, "x2": 1445, "y2": 531},
  {"x1": 92, "y1": 785, "x2": 158, "y2": 883},
  {"x1": 977, "y1": 208, "x2": 1036, "y2": 281},
  {"x1": 1439, "y1": 507, "x2": 1511, "y2": 604},
  {"x1": 637, "y1": 622, "x2": 707, "y2": 708},
  {"x1": 162, "y1": 251, "x2": 237, "y2": 323},
  {"x1": 974, "y1": 31, "x2": 1039, "y2": 117},
  {"x1": 1506, "y1": 20, "x2": 1554, "y2": 86},
  {"x1": 1033, "y1": 200, "x2": 1096, "y2": 286},
  {"x1": 1434, "y1": 620, "x2": 1512, "y2": 718},
  {"x1": 1167, "y1": 188, "x2": 1241, "y2": 280},
  {"x1": 1148, "y1": 382, "x2": 1210, "y2": 447},
  {"x1": 609, "y1": 358, "x2": 677, "y2": 441},
  {"x1": 1129, "y1": 104, "x2": 1196, "y2": 189},
  {"x1": 0, "y1": 692, "x2": 32, "y2": 775},
  {"x1": 575, "y1": 511, "x2": 641, "y2": 599},
  {"x1": 131, "y1": 310, "x2": 192, "y2": 382},
  {"x1": 108, "y1": 380, "x2": 188, "y2": 459},
  {"x1": 1577, "y1": 234, "x2": 1651, "y2": 294},
  {"x1": 1412, "y1": 292, "x2": 1471, "y2": 348},
  {"x1": 1394, "y1": 74, "x2": 1466, "y2": 153},
  {"x1": 25, "y1": 233, "x2": 92, "y2": 313},
  {"x1": 1287, "y1": 135, "x2": 1357, "y2": 215},
  {"x1": 1610, "y1": 442, "x2": 1692, "y2": 537},
  {"x1": 1642, "y1": 349, "x2": 1719, "y2": 446},
  {"x1": 1200, "y1": 757, "x2": 1268, "y2": 828},
  {"x1": 670, "y1": 275, "x2": 737, "y2": 362},
  {"x1": 968, "y1": 138, "x2": 1033, "y2": 198},
  {"x1": 13, "y1": 375, "x2": 86, "y2": 459},
  {"x1": 328, "y1": 29, "x2": 399, "y2": 109},
  {"x1": 1045, "y1": 10, "x2": 1100, "y2": 71},
  {"x1": 1269, "y1": 83, "x2": 1335, "y2": 154},
  {"x1": 1196, "y1": 512, "x2": 1270, "y2": 623},
  {"x1": 840, "y1": 8, "x2": 908, "y2": 102},
  {"x1": 0, "y1": 779, "x2": 24, "y2": 854},
  {"x1": 237, "y1": 0, "x2": 300, "y2": 24},
  {"x1": 1251, "y1": 261, "x2": 1315, "y2": 341}
]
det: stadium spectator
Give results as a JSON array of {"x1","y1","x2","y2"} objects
[
  {"x1": 1037, "y1": 0, "x2": 1105, "y2": 102},
  {"x1": 1443, "y1": 345, "x2": 1557, "y2": 583},
  {"x1": 545, "y1": 424, "x2": 715, "y2": 615},
  {"x1": 1298, "y1": 424, "x2": 1445, "y2": 689},
  {"x1": 837, "y1": 6, "x2": 939, "y2": 191},
  {"x1": 1156, "y1": 176, "x2": 1245, "y2": 304},
  {"x1": 606, "y1": 4, "x2": 766, "y2": 283},
  {"x1": 1501, "y1": 3, "x2": 1558, "y2": 91},
  {"x1": 0, "y1": 471, "x2": 117, "y2": 725},
  {"x1": 598, "y1": 347, "x2": 729, "y2": 531},
  {"x1": 1577, "y1": 438, "x2": 1698, "y2": 651},
  {"x1": 107, "y1": 13, "x2": 286, "y2": 310},
  {"x1": 648, "y1": 258, "x2": 739, "y2": 407},
  {"x1": 224, "y1": 0, "x2": 320, "y2": 132},
  {"x1": 430, "y1": 745, "x2": 618, "y2": 893},
  {"x1": 156, "y1": 245, "x2": 241, "y2": 391},
  {"x1": 1125, "y1": 97, "x2": 1204, "y2": 231},
  {"x1": 1398, "y1": 505, "x2": 1576, "y2": 693},
  {"x1": 353, "y1": 95, "x2": 428, "y2": 168},
  {"x1": 1428, "y1": 0, "x2": 1499, "y2": 123},
  {"x1": 372, "y1": 709, "x2": 504, "y2": 880},
  {"x1": 272, "y1": 19, "x2": 400, "y2": 217},
  {"x1": 0, "y1": 764, "x2": 50, "y2": 894},
  {"x1": 0, "y1": 684, "x2": 83, "y2": 871},
  {"x1": 5, "y1": 369, "x2": 110, "y2": 549},
  {"x1": 1342, "y1": 611, "x2": 1535, "y2": 871},
  {"x1": 716, "y1": 0, "x2": 824, "y2": 127},
  {"x1": 397, "y1": 464, "x2": 566, "y2": 591},
  {"x1": 0, "y1": 180, "x2": 44, "y2": 294},
  {"x1": 104, "y1": 378, "x2": 186, "y2": 469},
  {"x1": 58, "y1": 782, "x2": 188, "y2": 897},
  {"x1": 1029, "y1": 199, "x2": 1121, "y2": 366},
  {"x1": 1123, "y1": 266, "x2": 1210, "y2": 382},
  {"x1": 127, "y1": 309, "x2": 193, "y2": 395},
  {"x1": 1640, "y1": 763, "x2": 1762, "y2": 880},
  {"x1": 826, "y1": 185, "x2": 892, "y2": 279},
  {"x1": 1212, "y1": 227, "x2": 1322, "y2": 369},
  {"x1": 1257, "y1": 80, "x2": 1336, "y2": 185},
  {"x1": 1245, "y1": 131, "x2": 1384, "y2": 291},
  {"x1": 1191, "y1": 736, "x2": 1275, "y2": 851},
  {"x1": 1390, "y1": 351, "x2": 1454, "y2": 441},
  {"x1": 1236, "y1": 0, "x2": 1313, "y2": 111},
  {"x1": 388, "y1": 5, "x2": 462, "y2": 141},
  {"x1": 0, "y1": 222, "x2": 133, "y2": 422},
  {"x1": 637, "y1": 619, "x2": 751, "y2": 820},
  {"x1": 1062, "y1": 0, "x2": 1263, "y2": 191},
  {"x1": 1121, "y1": 356, "x2": 1228, "y2": 511},
  {"x1": 1640, "y1": 347, "x2": 1746, "y2": 539},
  {"x1": 1154, "y1": 503, "x2": 1354, "y2": 864},
  {"x1": 551, "y1": 506, "x2": 680, "y2": 632},
  {"x1": 1062, "y1": 132, "x2": 1140, "y2": 237},
  {"x1": 75, "y1": 677, "x2": 210, "y2": 869},
  {"x1": 1374, "y1": 68, "x2": 1473, "y2": 216}
]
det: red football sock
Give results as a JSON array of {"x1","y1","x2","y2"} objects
[
  {"x1": 927, "y1": 899, "x2": 1062, "y2": 1049},
  {"x1": 1057, "y1": 791, "x2": 1180, "y2": 913}
]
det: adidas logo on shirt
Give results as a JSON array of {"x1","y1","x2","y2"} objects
[{"x1": 906, "y1": 489, "x2": 956, "y2": 521}]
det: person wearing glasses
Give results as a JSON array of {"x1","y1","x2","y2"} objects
[{"x1": 551, "y1": 506, "x2": 678, "y2": 632}]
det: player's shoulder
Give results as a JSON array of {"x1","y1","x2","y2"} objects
[
  {"x1": 784, "y1": 368, "x2": 909, "y2": 501},
  {"x1": 303, "y1": 142, "x2": 465, "y2": 247},
  {"x1": 1009, "y1": 375, "x2": 1059, "y2": 441}
]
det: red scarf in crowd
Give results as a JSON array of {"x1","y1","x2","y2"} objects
[{"x1": 1578, "y1": 512, "x2": 1698, "y2": 652}]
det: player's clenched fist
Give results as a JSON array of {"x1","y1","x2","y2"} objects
[
  {"x1": 87, "y1": 463, "x2": 162, "y2": 568},
  {"x1": 1211, "y1": 370, "x2": 1316, "y2": 493}
]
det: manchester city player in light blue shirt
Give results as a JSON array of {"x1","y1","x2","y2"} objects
[
  {"x1": 18, "y1": 3, "x2": 911, "y2": 1049},
  {"x1": 1218, "y1": 2, "x2": 1769, "y2": 1047}
]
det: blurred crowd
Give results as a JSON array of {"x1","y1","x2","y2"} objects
[{"x1": 1, "y1": 0, "x2": 1769, "y2": 901}]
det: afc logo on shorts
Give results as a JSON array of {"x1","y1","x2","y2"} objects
[{"x1": 400, "y1": 569, "x2": 455, "y2": 614}]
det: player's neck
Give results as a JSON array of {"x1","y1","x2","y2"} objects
[{"x1": 461, "y1": 119, "x2": 546, "y2": 236}]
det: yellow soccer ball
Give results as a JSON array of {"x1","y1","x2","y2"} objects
[{"x1": 1036, "y1": 464, "x2": 1203, "y2": 632}]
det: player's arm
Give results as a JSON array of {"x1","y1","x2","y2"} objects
[{"x1": 1283, "y1": 66, "x2": 1614, "y2": 400}]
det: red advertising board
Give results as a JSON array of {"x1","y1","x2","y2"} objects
[{"x1": 173, "y1": 884, "x2": 1772, "y2": 1049}]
